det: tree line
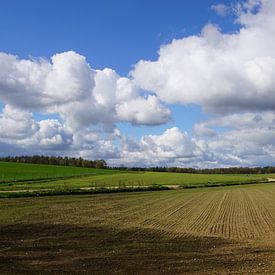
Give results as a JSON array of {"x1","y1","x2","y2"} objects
[
  {"x1": 112, "y1": 165, "x2": 275, "y2": 174},
  {"x1": 1, "y1": 155, "x2": 275, "y2": 174},
  {"x1": 0, "y1": 155, "x2": 107, "y2": 169}
]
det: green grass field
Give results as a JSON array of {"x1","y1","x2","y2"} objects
[
  {"x1": 56, "y1": 170, "x2": 269, "y2": 187},
  {"x1": 0, "y1": 161, "x2": 121, "y2": 182},
  {"x1": 0, "y1": 162, "x2": 123, "y2": 182},
  {"x1": 0, "y1": 162, "x2": 273, "y2": 197},
  {"x1": 1, "y1": 184, "x2": 274, "y2": 273}
]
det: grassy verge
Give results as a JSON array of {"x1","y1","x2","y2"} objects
[
  {"x1": 0, "y1": 179, "x2": 271, "y2": 198},
  {"x1": 181, "y1": 179, "x2": 268, "y2": 188},
  {"x1": 0, "y1": 185, "x2": 170, "y2": 198}
]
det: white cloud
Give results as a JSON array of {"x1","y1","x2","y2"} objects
[
  {"x1": 112, "y1": 127, "x2": 208, "y2": 167},
  {"x1": 0, "y1": 106, "x2": 73, "y2": 151},
  {"x1": 0, "y1": 105, "x2": 38, "y2": 139},
  {"x1": 194, "y1": 111, "x2": 275, "y2": 133},
  {"x1": 207, "y1": 127, "x2": 275, "y2": 167},
  {"x1": 1, "y1": 103, "x2": 274, "y2": 167},
  {"x1": 132, "y1": 0, "x2": 275, "y2": 114},
  {"x1": 116, "y1": 95, "x2": 171, "y2": 125},
  {"x1": 0, "y1": 51, "x2": 93, "y2": 109},
  {"x1": 193, "y1": 111, "x2": 275, "y2": 166},
  {"x1": 45, "y1": 51, "x2": 94, "y2": 104},
  {"x1": 0, "y1": 51, "x2": 171, "y2": 129},
  {"x1": 211, "y1": 4, "x2": 231, "y2": 16},
  {"x1": 25, "y1": 119, "x2": 73, "y2": 150},
  {"x1": 193, "y1": 123, "x2": 216, "y2": 137}
]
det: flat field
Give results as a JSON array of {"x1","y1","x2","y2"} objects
[
  {"x1": 0, "y1": 183, "x2": 275, "y2": 273},
  {"x1": 0, "y1": 161, "x2": 121, "y2": 181},
  {"x1": 0, "y1": 162, "x2": 272, "y2": 196}
]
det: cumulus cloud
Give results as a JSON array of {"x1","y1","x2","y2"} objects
[
  {"x1": 132, "y1": 0, "x2": 275, "y2": 114},
  {"x1": 0, "y1": 51, "x2": 171, "y2": 162},
  {"x1": 0, "y1": 51, "x2": 93, "y2": 109},
  {"x1": 0, "y1": 51, "x2": 171, "y2": 129},
  {"x1": 0, "y1": 106, "x2": 72, "y2": 151},
  {"x1": 111, "y1": 127, "x2": 208, "y2": 167},
  {"x1": 207, "y1": 127, "x2": 275, "y2": 167},
  {"x1": 0, "y1": 105, "x2": 38, "y2": 140},
  {"x1": 194, "y1": 111, "x2": 275, "y2": 135},
  {"x1": 193, "y1": 111, "x2": 275, "y2": 166},
  {"x1": 116, "y1": 95, "x2": 171, "y2": 125},
  {"x1": 24, "y1": 119, "x2": 73, "y2": 150},
  {"x1": 211, "y1": 4, "x2": 231, "y2": 16},
  {"x1": 193, "y1": 123, "x2": 216, "y2": 137},
  {"x1": 1, "y1": 103, "x2": 274, "y2": 167}
]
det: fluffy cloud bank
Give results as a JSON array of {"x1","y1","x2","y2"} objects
[
  {"x1": 0, "y1": 51, "x2": 170, "y2": 128},
  {"x1": 132, "y1": 0, "x2": 275, "y2": 114},
  {"x1": 0, "y1": 51, "x2": 170, "y2": 162},
  {"x1": 0, "y1": 105, "x2": 72, "y2": 150},
  {"x1": 193, "y1": 111, "x2": 275, "y2": 167},
  {"x1": 116, "y1": 127, "x2": 205, "y2": 167},
  {"x1": 1, "y1": 0, "x2": 275, "y2": 167}
]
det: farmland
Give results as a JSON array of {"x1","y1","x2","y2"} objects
[
  {"x1": 1, "y1": 162, "x2": 275, "y2": 273},
  {"x1": 0, "y1": 162, "x2": 272, "y2": 197},
  {"x1": 0, "y1": 183, "x2": 275, "y2": 273},
  {"x1": 0, "y1": 161, "x2": 122, "y2": 181}
]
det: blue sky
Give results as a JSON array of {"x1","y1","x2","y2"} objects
[
  {"x1": 0, "y1": 0, "x2": 237, "y2": 75},
  {"x1": 1, "y1": 0, "x2": 275, "y2": 167},
  {"x1": 0, "y1": 0, "x2": 235, "y2": 136}
]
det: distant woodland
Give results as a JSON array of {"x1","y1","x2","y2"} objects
[
  {"x1": 0, "y1": 155, "x2": 107, "y2": 169},
  {"x1": 1, "y1": 155, "x2": 275, "y2": 174}
]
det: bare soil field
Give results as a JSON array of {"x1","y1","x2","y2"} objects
[{"x1": 0, "y1": 183, "x2": 275, "y2": 274}]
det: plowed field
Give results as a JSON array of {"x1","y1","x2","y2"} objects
[{"x1": 1, "y1": 183, "x2": 275, "y2": 273}]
